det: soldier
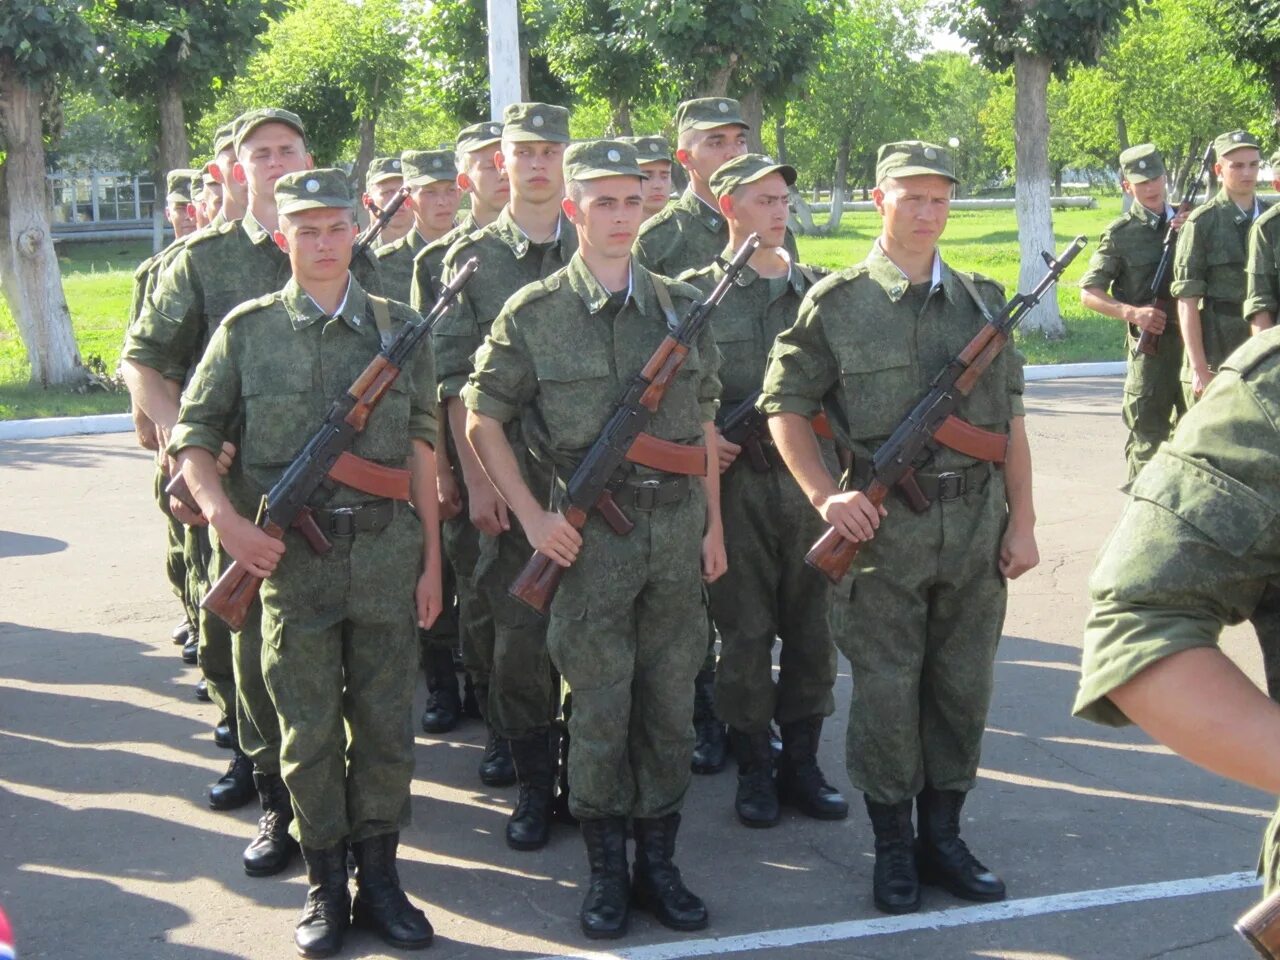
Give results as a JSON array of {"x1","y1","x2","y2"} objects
[
  {"x1": 198, "y1": 167, "x2": 223, "y2": 227},
  {"x1": 207, "y1": 118, "x2": 248, "y2": 225},
  {"x1": 761, "y1": 141, "x2": 1038, "y2": 915},
  {"x1": 1073, "y1": 327, "x2": 1280, "y2": 901},
  {"x1": 464, "y1": 138, "x2": 724, "y2": 940},
  {"x1": 1079, "y1": 144, "x2": 1190, "y2": 481},
  {"x1": 375, "y1": 151, "x2": 460, "y2": 311},
  {"x1": 435, "y1": 102, "x2": 577, "y2": 844},
  {"x1": 163, "y1": 168, "x2": 199, "y2": 239},
  {"x1": 170, "y1": 167, "x2": 439, "y2": 959},
  {"x1": 1173, "y1": 129, "x2": 1270, "y2": 405},
  {"x1": 680, "y1": 154, "x2": 847, "y2": 829},
  {"x1": 364, "y1": 156, "x2": 414, "y2": 249},
  {"x1": 1244, "y1": 148, "x2": 1280, "y2": 334},
  {"x1": 621, "y1": 135, "x2": 674, "y2": 219}
]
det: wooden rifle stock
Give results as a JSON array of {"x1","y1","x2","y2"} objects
[
  {"x1": 804, "y1": 478, "x2": 892, "y2": 583},
  {"x1": 1134, "y1": 298, "x2": 1172, "y2": 357},
  {"x1": 508, "y1": 505, "x2": 589, "y2": 615},
  {"x1": 201, "y1": 517, "x2": 286, "y2": 631},
  {"x1": 1238, "y1": 889, "x2": 1280, "y2": 959}
]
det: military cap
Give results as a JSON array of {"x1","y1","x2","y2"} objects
[
  {"x1": 234, "y1": 107, "x2": 307, "y2": 153},
  {"x1": 402, "y1": 149, "x2": 457, "y2": 186},
  {"x1": 165, "y1": 168, "x2": 197, "y2": 204},
  {"x1": 188, "y1": 169, "x2": 204, "y2": 201},
  {"x1": 1214, "y1": 129, "x2": 1262, "y2": 159},
  {"x1": 457, "y1": 120, "x2": 504, "y2": 154},
  {"x1": 563, "y1": 139, "x2": 647, "y2": 183},
  {"x1": 275, "y1": 168, "x2": 353, "y2": 215},
  {"x1": 875, "y1": 140, "x2": 957, "y2": 184},
  {"x1": 675, "y1": 97, "x2": 749, "y2": 134},
  {"x1": 709, "y1": 153, "x2": 796, "y2": 199},
  {"x1": 201, "y1": 167, "x2": 219, "y2": 188},
  {"x1": 1119, "y1": 143, "x2": 1166, "y2": 183},
  {"x1": 502, "y1": 102, "x2": 571, "y2": 144},
  {"x1": 366, "y1": 156, "x2": 404, "y2": 187},
  {"x1": 622, "y1": 136, "x2": 672, "y2": 166},
  {"x1": 212, "y1": 120, "x2": 238, "y2": 156}
]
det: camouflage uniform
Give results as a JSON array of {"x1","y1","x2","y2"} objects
[
  {"x1": 1245, "y1": 202, "x2": 1280, "y2": 326},
  {"x1": 1074, "y1": 327, "x2": 1280, "y2": 893},
  {"x1": 1079, "y1": 144, "x2": 1185, "y2": 480},
  {"x1": 374, "y1": 229, "x2": 426, "y2": 304}
]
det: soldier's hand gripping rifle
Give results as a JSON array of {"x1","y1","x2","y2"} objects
[
  {"x1": 508, "y1": 233, "x2": 762, "y2": 615},
  {"x1": 354, "y1": 185, "x2": 411, "y2": 258},
  {"x1": 1134, "y1": 143, "x2": 1215, "y2": 357},
  {"x1": 200, "y1": 257, "x2": 479, "y2": 630},
  {"x1": 720, "y1": 389, "x2": 835, "y2": 474},
  {"x1": 803, "y1": 236, "x2": 1088, "y2": 585}
]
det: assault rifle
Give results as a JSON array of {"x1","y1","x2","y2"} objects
[
  {"x1": 719, "y1": 389, "x2": 834, "y2": 474},
  {"x1": 508, "y1": 234, "x2": 761, "y2": 615},
  {"x1": 1134, "y1": 143, "x2": 1215, "y2": 357},
  {"x1": 198, "y1": 257, "x2": 479, "y2": 630},
  {"x1": 354, "y1": 185, "x2": 411, "y2": 258},
  {"x1": 803, "y1": 236, "x2": 1087, "y2": 584}
]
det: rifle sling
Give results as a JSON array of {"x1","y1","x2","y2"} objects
[
  {"x1": 328, "y1": 450, "x2": 412, "y2": 501},
  {"x1": 625, "y1": 432, "x2": 707, "y2": 476},
  {"x1": 368, "y1": 294, "x2": 394, "y2": 349}
]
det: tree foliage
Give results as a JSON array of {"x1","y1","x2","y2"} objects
[
  {"x1": 1202, "y1": 0, "x2": 1280, "y2": 135},
  {"x1": 951, "y1": 0, "x2": 1144, "y2": 78}
]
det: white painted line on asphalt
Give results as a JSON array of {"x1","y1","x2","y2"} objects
[
  {"x1": 529, "y1": 871, "x2": 1257, "y2": 960},
  {"x1": 1024, "y1": 361, "x2": 1125, "y2": 381}
]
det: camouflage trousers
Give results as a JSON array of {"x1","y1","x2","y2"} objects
[
  {"x1": 261, "y1": 505, "x2": 421, "y2": 849},
  {"x1": 836, "y1": 466, "x2": 1008, "y2": 806},
  {"x1": 443, "y1": 513, "x2": 494, "y2": 694},
  {"x1": 709, "y1": 460, "x2": 836, "y2": 732},
  {"x1": 547, "y1": 484, "x2": 707, "y2": 821},
  {"x1": 155, "y1": 466, "x2": 195, "y2": 626},
  {"x1": 1122, "y1": 324, "x2": 1185, "y2": 482},
  {"x1": 187, "y1": 525, "x2": 235, "y2": 723},
  {"x1": 1181, "y1": 301, "x2": 1249, "y2": 410}
]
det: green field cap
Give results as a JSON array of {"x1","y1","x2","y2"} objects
[
  {"x1": 675, "y1": 97, "x2": 749, "y2": 134},
  {"x1": 622, "y1": 136, "x2": 672, "y2": 165},
  {"x1": 366, "y1": 156, "x2": 404, "y2": 188},
  {"x1": 502, "y1": 103, "x2": 571, "y2": 144},
  {"x1": 1214, "y1": 129, "x2": 1262, "y2": 159},
  {"x1": 201, "y1": 167, "x2": 219, "y2": 187},
  {"x1": 1119, "y1": 143, "x2": 1165, "y2": 183},
  {"x1": 165, "y1": 168, "x2": 197, "y2": 204},
  {"x1": 402, "y1": 149, "x2": 457, "y2": 185},
  {"x1": 212, "y1": 120, "x2": 237, "y2": 156},
  {"x1": 234, "y1": 107, "x2": 307, "y2": 152},
  {"x1": 875, "y1": 140, "x2": 957, "y2": 184},
  {"x1": 188, "y1": 169, "x2": 204, "y2": 201},
  {"x1": 457, "y1": 120, "x2": 504, "y2": 153},
  {"x1": 275, "y1": 168, "x2": 353, "y2": 215},
  {"x1": 563, "y1": 139, "x2": 646, "y2": 182},
  {"x1": 709, "y1": 153, "x2": 796, "y2": 199}
]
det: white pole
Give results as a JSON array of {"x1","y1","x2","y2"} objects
[{"x1": 486, "y1": 0, "x2": 522, "y2": 121}]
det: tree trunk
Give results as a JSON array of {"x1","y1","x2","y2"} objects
[
  {"x1": 1013, "y1": 51, "x2": 1064, "y2": 338},
  {"x1": 775, "y1": 114, "x2": 787, "y2": 163},
  {"x1": 822, "y1": 138, "x2": 851, "y2": 236},
  {"x1": 156, "y1": 79, "x2": 190, "y2": 182},
  {"x1": 1271, "y1": 63, "x2": 1280, "y2": 144},
  {"x1": 352, "y1": 114, "x2": 377, "y2": 226},
  {"x1": 609, "y1": 99, "x2": 633, "y2": 137},
  {"x1": 701, "y1": 55, "x2": 737, "y2": 98},
  {"x1": 738, "y1": 87, "x2": 764, "y2": 152},
  {"x1": 0, "y1": 62, "x2": 84, "y2": 387},
  {"x1": 1114, "y1": 110, "x2": 1129, "y2": 153}
]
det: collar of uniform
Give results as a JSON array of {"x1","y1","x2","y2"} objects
[
  {"x1": 1209, "y1": 188, "x2": 1260, "y2": 225},
  {"x1": 492, "y1": 206, "x2": 567, "y2": 258},
  {"x1": 282, "y1": 274, "x2": 366, "y2": 332},
  {"x1": 241, "y1": 212, "x2": 276, "y2": 247},
  {"x1": 1128, "y1": 201, "x2": 1172, "y2": 231},
  {"x1": 565, "y1": 252, "x2": 638, "y2": 314},
  {"x1": 677, "y1": 187, "x2": 723, "y2": 233},
  {"x1": 866, "y1": 240, "x2": 944, "y2": 303},
  {"x1": 716, "y1": 244, "x2": 805, "y2": 294}
]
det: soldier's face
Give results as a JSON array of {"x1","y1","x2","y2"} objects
[
  {"x1": 874, "y1": 175, "x2": 952, "y2": 255},
  {"x1": 191, "y1": 199, "x2": 209, "y2": 229},
  {"x1": 166, "y1": 200, "x2": 196, "y2": 238},
  {"x1": 1218, "y1": 148, "x2": 1261, "y2": 194},
  {"x1": 722, "y1": 173, "x2": 790, "y2": 248},
  {"x1": 365, "y1": 177, "x2": 414, "y2": 232},
  {"x1": 409, "y1": 180, "x2": 462, "y2": 236},
  {"x1": 639, "y1": 161, "x2": 672, "y2": 214},
  {"x1": 235, "y1": 123, "x2": 312, "y2": 200},
  {"x1": 203, "y1": 180, "x2": 224, "y2": 221},
  {"x1": 564, "y1": 175, "x2": 645, "y2": 260},
  {"x1": 1122, "y1": 175, "x2": 1167, "y2": 213},
  {"x1": 679, "y1": 125, "x2": 748, "y2": 184},
  {"x1": 211, "y1": 151, "x2": 247, "y2": 209},
  {"x1": 275, "y1": 208, "x2": 357, "y2": 285},
  {"x1": 461, "y1": 147, "x2": 509, "y2": 213},
  {"x1": 498, "y1": 140, "x2": 566, "y2": 204}
]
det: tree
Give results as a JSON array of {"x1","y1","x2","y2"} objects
[
  {"x1": 951, "y1": 0, "x2": 1141, "y2": 336},
  {"x1": 0, "y1": 0, "x2": 104, "y2": 387},
  {"x1": 1198, "y1": 0, "x2": 1280, "y2": 140},
  {"x1": 917, "y1": 52, "x2": 1004, "y2": 195}
]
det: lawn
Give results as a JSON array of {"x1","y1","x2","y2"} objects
[{"x1": 0, "y1": 204, "x2": 1130, "y2": 420}]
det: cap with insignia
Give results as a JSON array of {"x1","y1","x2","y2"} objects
[
  {"x1": 875, "y1": 140, "x2": 957, "y2": 184},
  {"x1": 502, "y1": 103, "x2": 571, "y2": 144},
  {"x1": 1118, "y1": 143, "x2": 1166, "y2": 183},
  {"x1": 675, "y1": 97, "x2": 750, "y2": 134},
  {"x1": 563, "y1": 139, "x2": 647, "y2": 183},
  {"x1": 165, "y1": 168, "x2": 198, "y2": 204},
  {"x1": 621, "y1": 135, "x2": 671, "y2": 166},
  {"x1": 708, "y1": 153, "x2": 797, "y2": 199},
  {"x1": 1213, "y1": 129, "x2": 1262, "y2": 159},
  {"x1": 212, "y1": 120, "x2": 238, "y2": 156},
  {"x1": 402, "y1": 149, "x2": 457, "y2": 186},
  {"x1": 233, "y1": 107, "x2": 307, "y2": 153},
  {"x1": 457, "y1": 120, "x2": 504, "y2": 154},
  {"x1": 366, "y1": 156, "x2": 404, "y2": 188},
  {"x1": 275, "y1": 168, "x2": 353, "y2": 215}
]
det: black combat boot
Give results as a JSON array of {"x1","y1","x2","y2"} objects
[
  {"x1": 864, "y1": 796, "x2": 920, "y2": 914},
  {"x1": 473, "y1": 684, "x2": 516, "y2": 786},
  {"x1": 213, "y1": 716, "x2": 235, "y2": 750},
  {"x1": 244, "y1": 771, "x2": 300, "y2": 877},
  {"x1": 916, "y1": 786, "x2": 1006, "y2": 902},
  {"x1": 209, "y1": 748, "x2": 256, "y2": 810},
  {"x1": 420, "y1": 646, "x2": 462, "y2": 734},
  {"x1": 579, "y1": 817, "x2": 630, "y2": 939},
  {"x1": 295, "y1": 843, "x2": 350, "y2": 959},
  {"x1": 776, "y1": 717, "x2": 849, "y2": 820},
  {"x1": 690, "y1": 669, "x2": 727, "y2": 774},
  {"x1": 728, "y1": 728, "x2": 779, "y2": 828},
  {"x1": 350, "y1": 831, "x2": 434, "y2": 949},
  {"x1": 182, "y1": 632, "x2": 199, "y2": 664},
  {"x1": 631, "y1": 813, "x2": 708, "y2": 931},
  {"x1": 506, "y1": 732, "x2": 554, "y2": 850},
  {"x1": 194, "y1": 678, "x2": 210, "y2": 702},
  {"x1": 172, "y1": 619, "x2": 191, "y2": 644},
  {"x1": 551, "y1": 723, "x2": 577, "y2": 826}
]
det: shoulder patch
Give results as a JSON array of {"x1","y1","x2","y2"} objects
[
  {"x1": 506, "y1": 275, "x2": 561, "y2": 313},
  {"x1": 374, "y1": 237, "x2": 405, "y2": 260},
  {"x1": 806, "y1": 266, "x2": 868, "y2": 301},
  {"x1": 219, "y1": 293, "x2": 278, "y2": 329}
]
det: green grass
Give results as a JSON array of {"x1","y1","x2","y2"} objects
[{"x1": 1, "y1": 206, "x2": 1132, "y2": 420}]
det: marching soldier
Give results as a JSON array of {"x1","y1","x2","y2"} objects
[
  {"x1": 621, "y1": 135, "x2": 674, "y2": 219},
  {"x1": 363, "y1": 156, "x2": 414, "y2": 248},
  {"x1": 464, "y1": 138, "x2": 723, "y2": 940},
  {"x1": 1079, "y1": 144, "x2": 1189, "y2": 481},
  {"x1": 761, "y1": 140, "x2": 1038, "y2": 915},
  {"x1": 207, "y1": 118, "x2": 248, "y2": 225},
  {"x1": 170, "y1": 167, "x2": 439, "y2": 958},
  {"x1": 375, "y1": 150, "x2": 461, "y2": 303},
  {"x1": 198, "y1": 166, "x2": 223, "y2": 226},
  {"x1": 680, "y1": 153, "x2": 847, "y2": 829},
  {"x1": 163, "y1": 168, "x2": 198, "y2": 240},
  {"x1": 1244, "y1": 148, "x2": 1280, "y2": 334}
]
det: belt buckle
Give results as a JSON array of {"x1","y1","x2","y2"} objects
[
  {"x1": 633, "y1": 478, "x2": 662, "y2": 511},
  {"x1": 936, "y1": 471, "x2": 964, "y2": 502},
  {"x1": 328, "y1": 506, "x2": 356, "y2": 537}
]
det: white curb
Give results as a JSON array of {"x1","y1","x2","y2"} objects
[{"x1": 1024, "y1": 361, "x2": 1126, "y2": 381}]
